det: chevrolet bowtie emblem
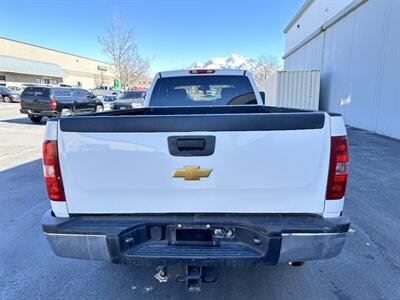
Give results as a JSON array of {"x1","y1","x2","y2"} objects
[{"x1": 172, "y1": 166, "x2": 212, "y2": 181}]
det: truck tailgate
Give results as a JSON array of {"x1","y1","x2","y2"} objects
[{"x1": 57, "y1": 112, "x2": 330, "y2": 214}]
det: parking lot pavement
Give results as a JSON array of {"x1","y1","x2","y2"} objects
[
  {"x1": 0, "y1": 103, "x2": 46, "y2": 171},
  {"x1": 1, "y1": 102, "x2": 400, "y2": 299}
]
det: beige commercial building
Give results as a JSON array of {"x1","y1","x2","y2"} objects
[{"x1": 0, "y1": 37, "x2": 115, "y2": 89}]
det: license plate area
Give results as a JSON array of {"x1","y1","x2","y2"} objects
[{"x1": 169, "y1": 225, "x2": 218, "y2": 246}]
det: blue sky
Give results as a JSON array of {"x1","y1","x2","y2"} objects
[{"x1": 0, "y1": 0, "x2": 303, "y2": 75}]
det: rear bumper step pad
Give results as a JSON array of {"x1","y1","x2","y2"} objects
[{"x1": 42, "y1": 210, "x2": 350, "y2": 266}]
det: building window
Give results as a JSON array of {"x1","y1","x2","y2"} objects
[{"x1": 0, "y1": 75, "x2": 5, "y2": 86}]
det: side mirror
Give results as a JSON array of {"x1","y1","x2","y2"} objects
[{"x1": 259, "y1": 91, "x2": 265, "y2": 105}]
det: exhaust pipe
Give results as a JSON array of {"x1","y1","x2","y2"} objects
[{"x1": 289, "y1": 261, "x2": 305, "y2": 267}]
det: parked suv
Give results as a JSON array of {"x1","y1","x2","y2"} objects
[{"x1": 20, "y1": 86, "x2": 103, "y2": 123}]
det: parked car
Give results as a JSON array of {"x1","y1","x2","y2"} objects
[
  {"x1": 100, "y1": 95, "x2": 116, "y2": 111},
  {"x1": 7, "y1": 86, "x2": 24, "y2": 94},
  {"x1": 92, "y1": 85, "x2": 120, "y2": 97},
  {"x1": 110, "y1": 90, "x2": 146, "y2": 110},
  {"x1": 0, "y1": 86, "x2": 21, "y2": 102},
  {"x1": 40, "y1": 69, "x2": 350, "y2": 291},
  {"x1": 19, "y1": 86, "x2": 104, "y2": 123}
]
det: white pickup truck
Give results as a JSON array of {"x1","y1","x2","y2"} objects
[{"x1": 41, "y1": 69, "x2": 350, "y2": 290}]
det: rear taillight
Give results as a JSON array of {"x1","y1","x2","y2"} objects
[
  {"x1": 326, "y1": 136, "x2": 349, "y2": 200},
  {"x1": 189, "y1": 69, "x2": 215, "y2": 74},
  {"x1": 43, "y1": 140, "x2": 65, "y2": 201},
  {"x1": 50, "y1": 96, "x2": 57, "y2": 110}
]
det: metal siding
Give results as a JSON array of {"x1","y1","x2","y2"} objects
[
  {"x1": 284, "y1": 0, "x2": 352, "y2": 53},
  {"x1": 263, "y1": 71, "x2": 320, "y2": 110},
  {"x1": 262, "y1": 73, "x2": 278, "y2": 106},
  {"x1": 313, "y1": 71, "x2": 321, "y2": 109},
  {"x1": 319, "y1": 13, "x2": 355, "y2": 114},
  {"x1": 374, "y1": 0, "x2": 400, "y2": 138},
  {"x1": 284, "y1": 47, "x2": 306, "y2": 71},
  {"x1": 344, "y1": 0, "x2": 386, "y2": 132},
  {"x1": 284, "y1": 0, "x2": 399, "y2": 139},
  {"x1": 303, "y1": 33, "x2": 324, "y2": 70},
  {"x1": 284, "y1": 34, "x2": 323, "y2": 71}
]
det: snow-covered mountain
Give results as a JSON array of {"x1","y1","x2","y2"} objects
[
  {"x1": 191, "y1": 54, "x2": 250, "y2": 70},
  {"x1": 189, "y1": 54, "x2": 281, "y2": 88}
]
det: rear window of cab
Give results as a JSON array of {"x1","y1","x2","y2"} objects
[
  {"x1": 22, "y1": 87, "x2": 50, "y2": 97},
  {"x1": 149, "y1": 75, "x2": 257, "y2": 107}
]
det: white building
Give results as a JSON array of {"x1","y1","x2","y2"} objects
[{"x1": 283, "y1": 0, "x2": 400, "y2": 139}]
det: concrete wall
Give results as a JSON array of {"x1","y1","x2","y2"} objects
[
  {"x1": 0, "y1": 37, "x2": 114, "y2": 88},
  {"x1": 284, "y1": 0, "x2": 400, "y2": 139}
]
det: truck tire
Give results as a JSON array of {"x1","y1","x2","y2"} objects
[
  {"x1": 96, "y1": 105, "x2": 104, "y2": 112},
  {"x1": 4, "y1": 96, "x2": 11, "y2": 103},
  {"x1": 61, "y1": 108, "x2": 73, "y2": 116},
  {"x1": 28, "y1": 115, "x2": 43, "y2": 123}
]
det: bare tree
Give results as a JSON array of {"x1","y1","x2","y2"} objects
[
  {"x1": 99, "y1": 13, "x2": 150, "y2": 88},
  {"x1": 246, "y1": 55, "x2": 281, "y2": 87}
]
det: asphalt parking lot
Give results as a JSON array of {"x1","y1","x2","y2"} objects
[{"x1": 1, "y1": 102, "x2": 400, "y2": 299}]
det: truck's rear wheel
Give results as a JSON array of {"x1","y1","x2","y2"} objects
[
  {"x1": 96, "y1": 105, "x2": 104, "y2": 112},
  {"x1": 28, "y1": 115, "x2": 43, "y2": 123}
]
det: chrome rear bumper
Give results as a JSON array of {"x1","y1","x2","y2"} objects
[
  {"x1": 44, "y1": 232, "x2": 111, "y2": 261},
  {"x1": 42, "y1": 210, "x2": 349, "y2": 265},
  {"x1": 279, "y1": 232, "x2": 347, "y2": 263}
]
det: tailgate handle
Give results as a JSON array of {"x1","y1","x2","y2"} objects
[
  {"x1": 168, "y1": 136, "x2": 216, "y2": 156},
  {"x1": 177, "y1": 139, "x2": 205, "y2": 151}
]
